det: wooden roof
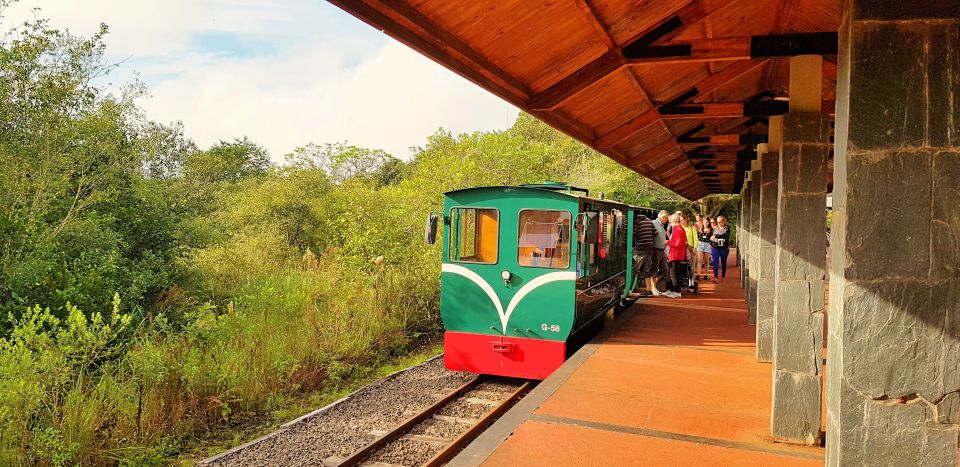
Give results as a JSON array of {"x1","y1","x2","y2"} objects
[{"x1": 329, "y1": 0, "x2": 838, "y2": 199}]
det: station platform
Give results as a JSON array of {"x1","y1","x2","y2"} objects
[{"x1": 450, "y1": 257, "x2": 825, "y2": 466}]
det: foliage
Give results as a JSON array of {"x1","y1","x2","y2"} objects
[{"x1": 0, "y1": 5, "x2": 739, "y2": 464}]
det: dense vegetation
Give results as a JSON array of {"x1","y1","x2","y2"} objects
[{"x1": 0, "y1": 7, "x2": 735, "y2": 465}]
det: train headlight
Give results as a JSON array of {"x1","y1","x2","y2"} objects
[{"x1": 501, "y1": 270, "x2": 511, "y2": 286}]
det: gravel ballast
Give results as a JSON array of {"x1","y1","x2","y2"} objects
[
  {"x1": 203, "y1": 358, "x2": 472, "y2": 466},
  {"x1": 202, "y1": 360, "x2": 527, "y2": 467}
]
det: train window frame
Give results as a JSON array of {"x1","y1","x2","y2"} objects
[
  {"x1": 448, "y1": 206, "x2": 500, "y2": 264},
  {"x1": 516, "y1": 209, "x2": 572, "y2": 269}
]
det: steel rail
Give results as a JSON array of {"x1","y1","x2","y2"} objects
[
  {"x1": 337, "y1": 376, "x2": 482, "y2": 467},
  {"x1": 423, "y1": 381, "x2": 531, "y2": 467}
]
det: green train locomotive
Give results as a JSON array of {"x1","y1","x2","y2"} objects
[{"x1": 425, "y1": 183, "x2": 655, "y2": 380}]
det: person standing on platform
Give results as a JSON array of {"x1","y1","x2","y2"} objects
[
  {"x1": 646, "y1": 210, "x2": 672, "y2": 297},
  {"x1": 666, "y1": 213, "x2": 687, "y2": 296},
  {"x1": 632, "y1": 212, "x2": 655, "y2": 296},
  {"x1": 710, "y1": 216, "x2": 731, "y2": 282},
  {"x1": 696, "y1": 222, "x2": 712, "y2": 280},
  {"x1": 679, "y1": 212, "x2": 697, "y2": 269}
]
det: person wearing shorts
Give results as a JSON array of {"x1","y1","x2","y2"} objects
[{"x1": 696, "y1": 223, "x2": 712, "y2": 279}]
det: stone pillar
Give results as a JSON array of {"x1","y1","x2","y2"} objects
[
  {"x1": 770, "y1": 53, "x2": 828, "y2": 445},
  {"x1": 741, "y1": 173, "x2": 753, "y2": 292},
  {"x1": 755, "y1": 141, "x2": 778, "y2": 362},
  {"x1": 827, "y1": 2, "x2": 960, "y2": 465},
  {"x1": 746, "y1": 160, "x2": 761, "y2": 324}
]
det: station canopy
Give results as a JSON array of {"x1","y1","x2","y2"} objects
[{"x1": 329, "y1": 0, "x2": 838, "y2": 199}]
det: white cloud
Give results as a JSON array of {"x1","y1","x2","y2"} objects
[{"x1": 3, "y1": 0, "x2": 520, "y2": 161}]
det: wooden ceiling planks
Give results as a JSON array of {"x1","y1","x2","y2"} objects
[
  {"x1": 410, "y1": 0, "x2": 608, "y2": 93},
  {"x1": 589, "y1": 0, "x2": 696, "y2": 46},
  {"x1": 329, "y1": 0, "x2": 839, "y2": 199},
  {"x1": 556, "y1": 68, "x2": 655, "y2": 138}
]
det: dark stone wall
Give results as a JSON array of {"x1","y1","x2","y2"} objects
[{"x1": 828, "y1": 1, "x2": 960, "y2": 464}]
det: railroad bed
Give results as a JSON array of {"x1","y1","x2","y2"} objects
[{"x1": 200, "y1": 357, "x2": 531, "y2": 467}]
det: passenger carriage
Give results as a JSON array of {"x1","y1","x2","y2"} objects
[{"x1": 425, "y1": 183, "x2": 655, "y2": 379}]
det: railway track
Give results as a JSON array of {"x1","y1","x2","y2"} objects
[{"x1": 327, "y1": 376, "x2": 531, "y2": 467}]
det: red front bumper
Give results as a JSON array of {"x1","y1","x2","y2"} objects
[{"x1": 443, "y1": 331, "x2": 567, "y2": 380}]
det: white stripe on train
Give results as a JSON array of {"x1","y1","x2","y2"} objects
[{"x1": 441, "y1": 263, "x2": 575, "y2": 333}]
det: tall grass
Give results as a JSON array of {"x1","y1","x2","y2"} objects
[{"x1": 0, "y1": 249, "x2": 440, "y2": 465}]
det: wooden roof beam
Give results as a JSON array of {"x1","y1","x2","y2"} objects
[
  {"x1": 677, "y1": 133, "x2": 769, "y2": 145},
  {"x1": 659, "y1": 99, "x2": 835, "y2": 119},
  {"x1": 527, "y1": 0, "x2": 720, "y2": 110},
  {"x1": 596, "y1": 59, "x2": 769, "y2": 148},
  {"x1": 575, "y1": 0, "x2": 615, "y2": 49},
  {"x1": 624, "y1": 31, "x2": 838, "y2": 65},
  {"x1": 693, "y1": 161, "x2": 737, "y2": 170},
  {"x1": 688, "y1": 149, "x2": 755, "y2": 161},
  {"x1": 688, "y1": 152, "x2": 742, "y2": 161}
]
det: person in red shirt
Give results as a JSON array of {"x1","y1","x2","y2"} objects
[{"x1": 666, "y1": 213, "x2": 687, "y2": 296}]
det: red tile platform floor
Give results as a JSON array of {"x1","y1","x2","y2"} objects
[{"x1": 452, "y1": 253, "x2": 825, "y2": 466}]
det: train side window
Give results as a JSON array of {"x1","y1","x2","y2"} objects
[
  {"x1": 450, "y1": 207, "x2": 499, "y2": 264},
  {"x1": 577, "y1": 211, "x2": 599, "y2": 277},
  {"x1": 517, "y1": 209, "x2": 571, "y2": 268}
]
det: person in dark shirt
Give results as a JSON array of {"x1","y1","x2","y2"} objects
[
  {"x1": 632, "y1": 213, "x2": 655, "y2": 283},
  {"x1": 647, "y1": 210, "x2": 671, "y2": 296},
  {"x1": 710, "y1": 215, "x2": 731, "y2": 282},
  {"x1": 696, "y1": 222, "x2": 712, "y2": 280}
]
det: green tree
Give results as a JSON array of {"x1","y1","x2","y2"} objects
[
  {"x1": 184, "y1": 137, "x2": 270, "y2": 184},
  {"x1": 286, "y1": 142, "x2": 400, "y2": 185}
]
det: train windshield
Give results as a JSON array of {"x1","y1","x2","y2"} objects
[
  {"x1": 450, "y1": 207, "x2": 499, "y2": 263},
  {"x1": 517, "y1": 210, "x2": 571, "y2": 268}
]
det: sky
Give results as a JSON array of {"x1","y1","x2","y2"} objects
[{"x1": 3, "y1": 0, "x2": 520, "y2": 161}]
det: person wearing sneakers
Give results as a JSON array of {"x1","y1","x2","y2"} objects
[
  {"x1": 710, "y1": 215, "x2": 731, "y2": 282},
  {"x1": 632, "y1": 211, "x2": 655, "y2": 291},
  {"x1": 666, "y1": 213, "x2": 688, "y2": 297},
  {"x1": 646, "y1": 210, "x2": 674, "y2": 298},
  {"x1": 696, "y1": 221, "x2": 712, "y2": 280}
]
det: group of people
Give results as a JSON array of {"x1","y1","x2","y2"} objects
[{"x1": 633, "y1": 210, "x2": 730, "y2": 298}]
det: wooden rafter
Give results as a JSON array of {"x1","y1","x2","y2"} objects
[
  {"x1": 678, "y1": 134, "x2": 768, "y2": 145},
  {"x1": 624, "y1": 32, "x2": 838, "y2": 65},
  {"x1": 660, "y1": 99, "x2": 834, "y2": 119},
  {"x1": 572, "y1": 0, "x2": 701, "y2": 194},
  {"x1": 596, "y1": 60, "x2": 769, "y2": 148},
  {"x1": 527, "y1": 0, "x2": 719, "y2": 110}
]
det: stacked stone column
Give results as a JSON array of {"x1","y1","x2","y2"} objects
[
  {"x1": 740, "y1": 181, "x2": 750, "y2": 290},
  {"x1": 827, "y1": 1, "x2": 960, "y2": 464},
  {"x1": 755, "y1": 140, "x2": 778, "y2": 362},
  {"x1": 770, "y1": 112, "x2": 829, "y2": 444},
  {"x1": 746, "y1": 161, "x2": 761, "y2": 324}
]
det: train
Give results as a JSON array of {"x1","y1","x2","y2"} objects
[{"x1": 424, "y1": 182, "x2": 657, "y2": 380}]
